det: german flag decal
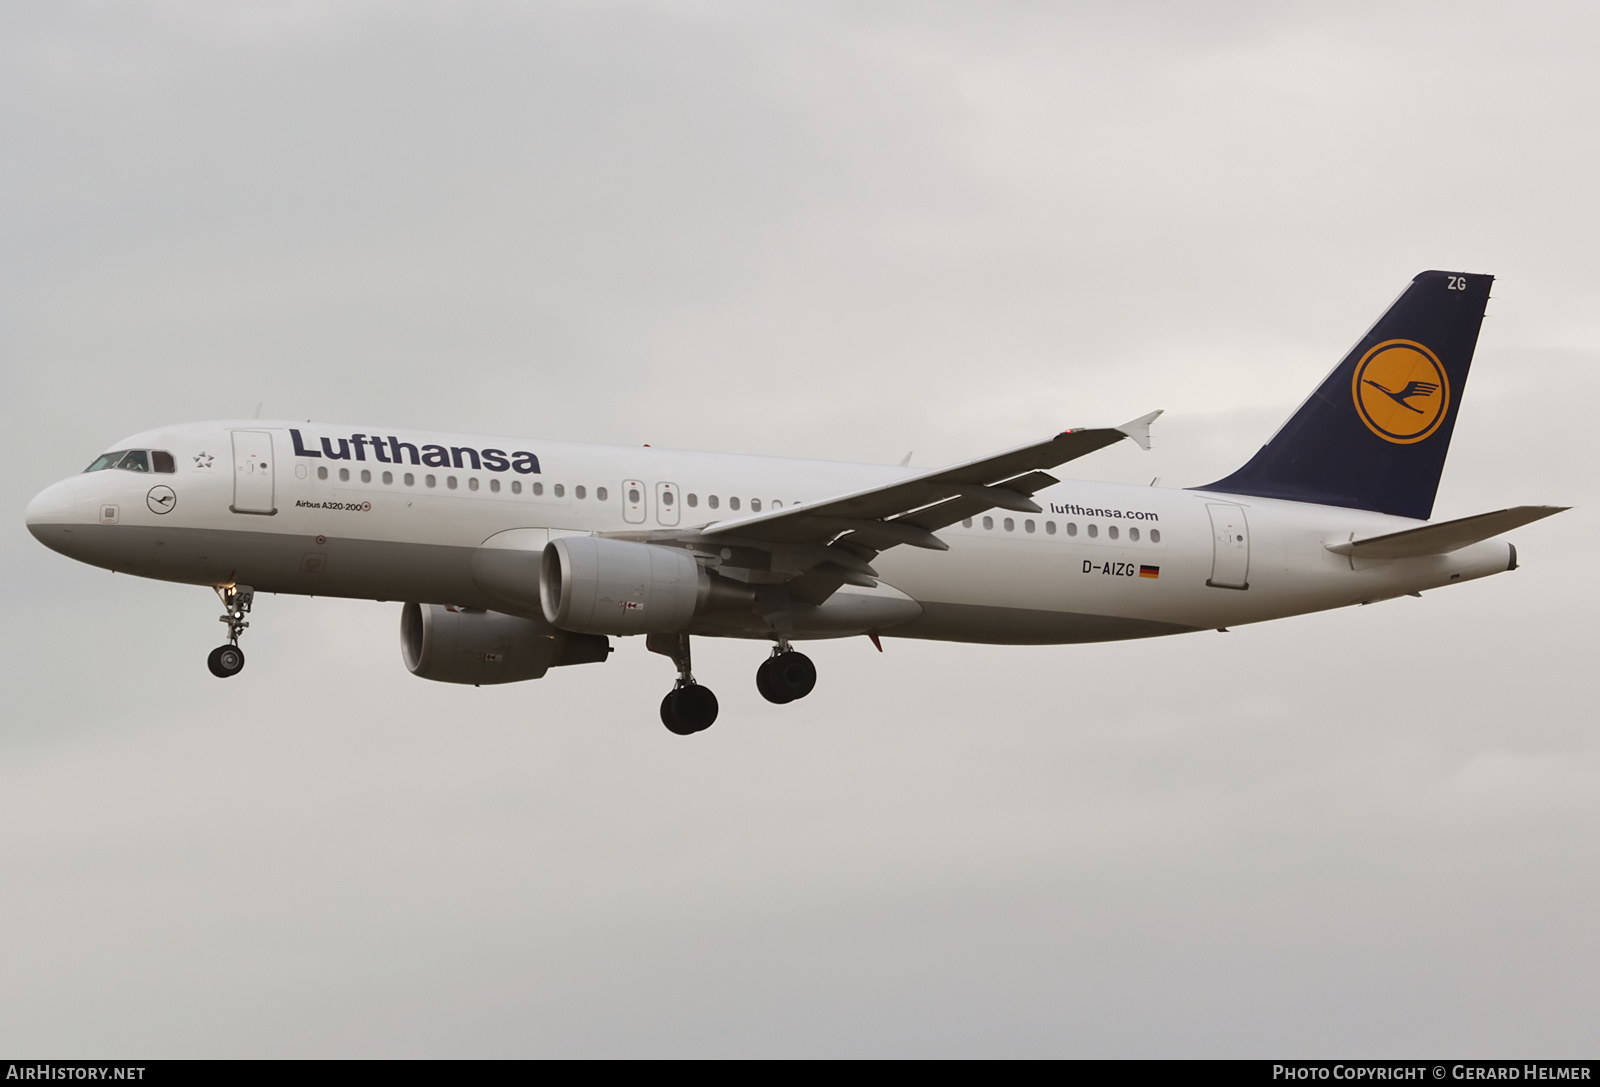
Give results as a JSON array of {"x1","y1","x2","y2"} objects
[{"x1": 1139, "y1": 565, "x2": 1160, "y2": 579}]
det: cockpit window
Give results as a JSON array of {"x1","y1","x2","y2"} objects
[{"x1": 83, "y1": 449, "x2": 175, "y2": 473}]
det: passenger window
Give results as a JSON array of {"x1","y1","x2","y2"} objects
[
  {"x1": 489, "y1": 479, "x2": 500, "y2": 493},
  {"x1": 118, "y1": 450, "x2": 150, "y2": 472},
  {"x1": 152, "y1": 451, "x2": 176, "y2": 473},
  {"x1": 730, "y1": 497, "x2": 741, "y2": 511},
  {"x1": 1066, "y1": 522, "x2": 1077, "y2": 537},
  {"x1": 750, "y1": 498, "x2": 760, "y2": 512},
  {"x1": 962, "y1": 517, "x2": 973, "y2": 528},
  {"x1": 597, "y1": 487, "x2": 608, "y2": 501},
  {"x1": 1003, "y1": 517, "x2": 1014, "y2": 532},
  {"x1": 575, "y1": 485, "x2": 586, "y2": 500},
  {"x1": 383, "y1": 471, "x2": 393, "y2": 485},
  {"x1": 982, "y1": 516, "x2": 993, "y2": 530},
  {"x1": 1025, "y1": 519, "x2": 1035, "y2": 533},
  {"x1": 772, "y1": 500, "x2": 782, "y2": 509},
  {"x1": 629, "y1": 487, "x2": 641, "y2": 503},
  {"x1": 447, "y1": 476, "x2": 458, "y2": 490},
  {"x1": 687, "y1": 493, "x2": 698, "y2": 508},
  {"x1": 1151, "y1": 529, "x2": 1162, "y2": 544},
  {"x1": 1046, "y1": 521, "x2": 1056, "y2": 535},
  {"x1": 1129, "y1": 527, "x2": 1140, "y2": 541},
  {"x1": 425, "y1": 475, "x2": 436, "y2": 488},
  {"x1": 511, "y1": 480, "x2": 521, "y2": 494},
  {"x1": 318, "y1": 466, "x2": 329, "y2": 481},
  {"x1": 469, "y1": 478, "x2": 479, "y2": 492},
  {"x1": 360, "y1": 469, "x2": 371, "y2": 483},
  {"x1": 663, "y1": 490, "x2": 674, "y2": 507},
  {"x1": 404, "y1": 473, "x2": 415, "y2": 486},
  {"x1": 533, "y1": 482, "x2": 543, "y2": 496},
  {"x1": 1088, "y1": 524, "x2": 1098, "y2": 538},
  {"x1": 554, "y1": 484, "x2": 565, "y2": 498},
  {"x1": 338, "y1": 468, "x2": 350, "y2": 482},
  {"x1": 1108, "y1": 525, "x2": 1119, "y2": 540},
  {"x1": 708, "y1": 495, "x2": 719, "y2": 509}
]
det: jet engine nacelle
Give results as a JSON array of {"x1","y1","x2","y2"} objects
[
  {"x1": 541, "y1": 536, "x2": 740, "y2": 635},
  {"x1": 401, "y1": 602, "x2": 610, "y2": 685}
]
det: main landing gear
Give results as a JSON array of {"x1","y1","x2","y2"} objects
[
  {"x1": 650, "y1": 633, "x2": 719, "y2": 736},
  {"x1": 646, "y1": 635, "x2": 819, "y2": 735},
  {"x1": 207, "y1": 584, "x2": 253, "y2": 679},
  {"x1": 756, "y1": 645, "x2": 816, "y2": 705}
]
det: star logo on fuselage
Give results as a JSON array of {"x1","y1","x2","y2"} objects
[{"x1": 194, "y1": 452, "x2": 214, "y2": 468}]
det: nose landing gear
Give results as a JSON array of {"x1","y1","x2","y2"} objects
[
  {"x1": 756, "y1": 644, "x2": 816, "y2": 705},
  {"x1": 207, "y1": 584, "x2": 253, "y2": 679}
]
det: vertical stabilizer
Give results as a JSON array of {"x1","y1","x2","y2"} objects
[{"x1": 1198, "y1": 270, "x2": 1492, "y2": 521}]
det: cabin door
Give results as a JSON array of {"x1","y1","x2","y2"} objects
[
  {"x1": 230, "y1": 430, "x2": 276, "y2": 515},
  {"x1": 1205, "y1": 503, "x2": 1249, "y2": 589}
]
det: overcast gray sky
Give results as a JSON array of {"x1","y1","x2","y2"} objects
[{"x1": 2, "y1": 0, "x2": 1595, "y2": 1057}]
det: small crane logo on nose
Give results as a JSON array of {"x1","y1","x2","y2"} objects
[{"x1": 146, "y1": 486, "x2": 177, "y2": 515}]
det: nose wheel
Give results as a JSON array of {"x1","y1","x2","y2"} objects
[
  {"x1": 208, "y1": 584, "x2": 254, "y2": 679},
  {"x1": 756, "y1": 647, "x2": 816, "y2": 704},
  {"x1": 207, "y1": 643, "x2": 246, "y2": 678}
]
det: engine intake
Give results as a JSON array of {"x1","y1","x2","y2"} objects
[{"x1": 401, "y1": 602, "x2": 609, "y2": 685}]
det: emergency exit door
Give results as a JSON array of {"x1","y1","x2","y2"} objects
[
  {"x1": 656, "y1": 482, "x2": 680, "y2": 526},
  {"x1": 621, "y1": 480, "x2": 646, "y2": 524}
]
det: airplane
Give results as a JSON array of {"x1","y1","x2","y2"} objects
[{"x1": 24, "y1": 270, "x2": 1565, "y2": 735}]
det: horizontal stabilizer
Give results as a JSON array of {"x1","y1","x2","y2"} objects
[{"x1": 1326, "y1": 505, "x2": 1567, "y2": 560}]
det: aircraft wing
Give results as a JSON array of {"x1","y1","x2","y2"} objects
[
  {"x1": 612, "y1": 411, "x2": 1160, "y2": 604},
  {"x1": 699, "y1": 411, "x2": 1160, "y2": 549}
]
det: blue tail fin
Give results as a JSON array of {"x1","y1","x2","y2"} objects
[{"x1": 1198, "y1": 270, "x2": 1492, "y2": 521}]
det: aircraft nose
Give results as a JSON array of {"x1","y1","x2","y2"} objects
[{"x1": 25, "y1": 479, "x2": 85, "y2": 544}]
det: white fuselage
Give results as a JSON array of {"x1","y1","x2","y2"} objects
[{"x1": 25, "y1": 421, "x2": 1515, "y2": 646}]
